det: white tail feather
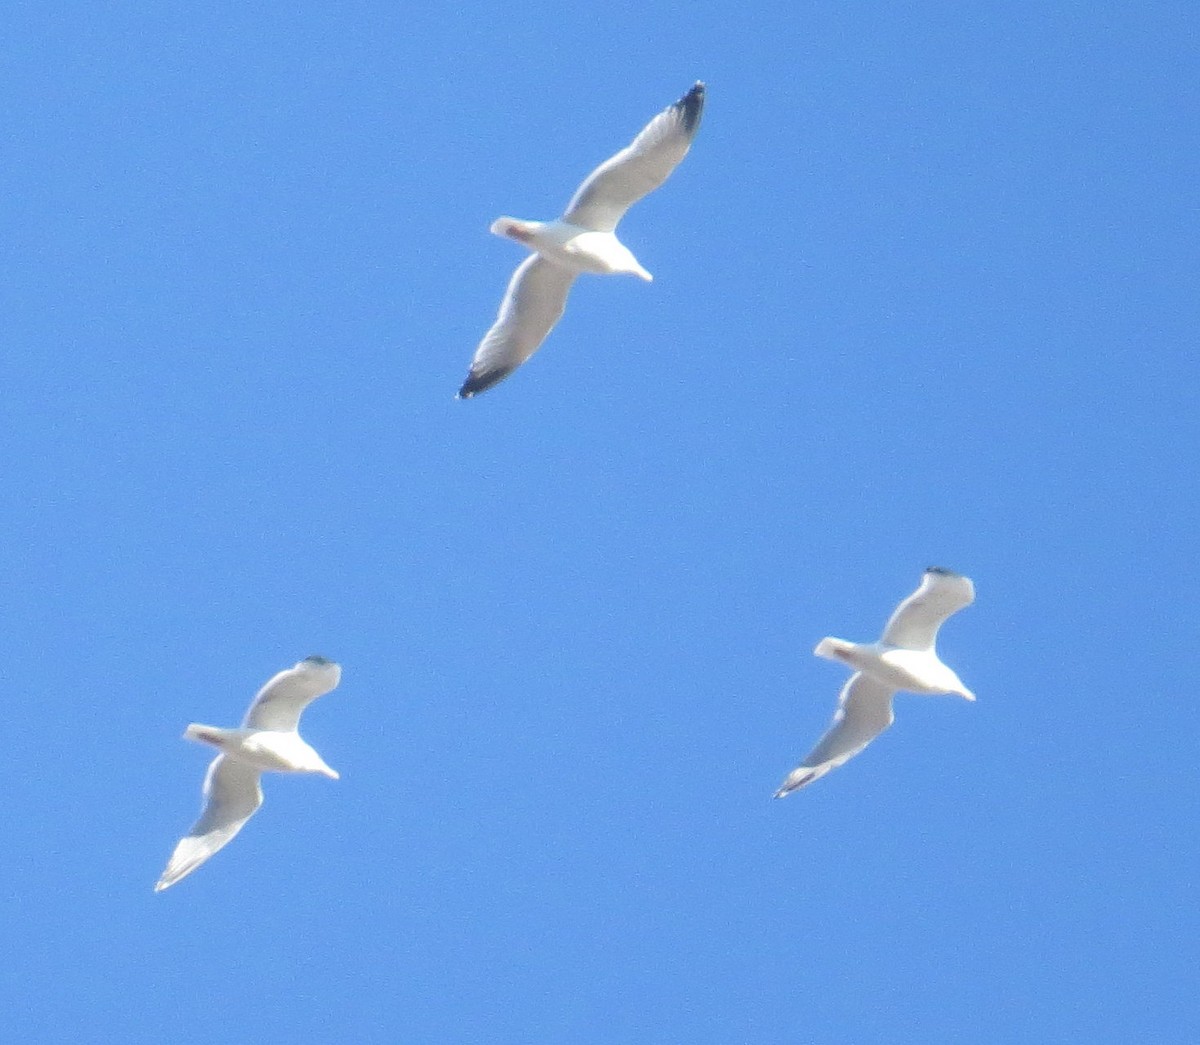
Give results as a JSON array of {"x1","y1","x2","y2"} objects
[
  {"x1": 814, "y1": 637, "x2": 851, "y2": 661},
  {"x1": 184, "y1": 724, "x2": 226, "y2": 748}
]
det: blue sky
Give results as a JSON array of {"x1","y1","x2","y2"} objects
[{"x1": 3, "y1": 2, "x2": 1197, "y2": 1042}]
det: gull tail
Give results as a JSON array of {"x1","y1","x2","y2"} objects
[
  {"x1": 489, "y1": 217, "x2": 536, "y2": 243},
  {"x1": 184, "y1": 724, "x2": 229, "y2": 748},
  {"x1": 814, "y1": 637, "x2": 853, "y2": 662}
]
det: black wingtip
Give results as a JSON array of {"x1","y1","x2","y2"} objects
[
  {"x1": 457, "y1": 373, "x2": 485, "y2": 399},
  {"x1": 675, "y1": 81, "x2": 705, "y2": 135},
  {"x1": 457, "y1": 366, "x2": 516, "y2": 399}
]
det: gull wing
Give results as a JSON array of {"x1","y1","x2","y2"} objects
[
  {"x1": 458, "y1": 255, "x2": 577, "y2": 398},
  {"x1": 562, "y1": 82, "x2": 705, "y2": 234},
  {"x1": 773, "y1": 674, "x2": 896, "y2": 797},
  {"x1": 155, "y1": 756, "x2": 263, "y2": 891},
  {"x1": 881, "y1": 568, "x2": 975, "y2": 652},
  {"x1": 243, "y1": 656, "x2": 342, "y2": 732}
]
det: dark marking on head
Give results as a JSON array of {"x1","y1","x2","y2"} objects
[
  {"x1": 926, "y1": 566, "x2": 961, "y2": 577},
  {"x1": 303, "y1": 655, "x2": 331, "y2": 666}
]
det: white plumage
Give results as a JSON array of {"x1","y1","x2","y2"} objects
[
  {"x1": 458, "y1": 82, "x2": 705, "y2": 398},
  {"x1": 155, "y1": 656, "x2": 342, "y2": 892},
  {"x1": 775, "y1": 569, "x2": 976, "y2": 797}
]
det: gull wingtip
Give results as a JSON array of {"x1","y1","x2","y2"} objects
[
  {"x1": 456, "y1": 374, "x2": 485, "y2": 399},
  {"x1": 677, "y1": 81, "x2": 706, "y2": 133},
  {"x1": 458, "y1": 366, "x2": 518, "y2": 399}
]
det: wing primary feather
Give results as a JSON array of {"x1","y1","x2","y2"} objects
[
  {"x1": 155, "y1": 756, "x2": 264, "y2": 892},
  {"x1": 676, "y1": 81, "x2": 705, "y2": 135},
  {"x1": 457, "y1": 256, "x2": 576, "y2": 398},
  {"x1": 561, "y1": 81, "x2": 706, "y2": 233},
  {"x1": 880, "y1": 570, "x2": 975, "y2": 651},
  {"x1": 774, "y1": 674, "x2": 895, "y2": 797},
  {"x1": 242, "y1": 658, "x2": 341, "y2": 732}
]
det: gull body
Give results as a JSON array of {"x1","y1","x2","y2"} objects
[
  {"x1": 490, "y1": 218, "x2": 653, "y2": 280},
  {"x1": 775, "y1": 568, "x2": 976, "y2": 798},
  {"x1": 183, "y1": 724, "x2": 339, "y2": 778},
  {"x1": 458, "y1": 81, "x2": 705, "y2": 398},
  {"x1": 814, "y1": 638, "x2": 974, "y2": 699},
  {"x1": 155, "y1": 656, "x2": 342, "y2": 892}
]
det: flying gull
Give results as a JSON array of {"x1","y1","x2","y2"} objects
[
  {"x1": 457, "y1": 81, "x2": 705, "y2": 398},
  {"x1": 155, "y1": 656, "x2": 342, "y2": 891},
  {"x1": 775, "y1": 568, "x2": 976, "y2": 797}
]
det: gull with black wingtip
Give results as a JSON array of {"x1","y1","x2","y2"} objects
[
  {"x1": 155, "y1": 656, "x2": 342, "y2": 891},
  {"x1": 458, "y1": 81, "x2": 706, "y2": 398},
  {"x1": 775, "y1": 569, "x2": 976, "y2": 797}
]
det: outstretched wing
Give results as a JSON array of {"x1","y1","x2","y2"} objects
[
  {"x1": 458, "y1": 256, "x2": 577, "y2": 398},
  {"x1": 155, "y1": 756, "x2": 263, "y2": 891},
  {"x1": 562, "y1": 82, "x2": 705, "y2": 234},
  {"x1": 881, "y1": 568, "x2": 975, "y2": 651},
  {"x1": 243, "y1": 656, "x2": 342, "y2": 732},
  {"x1": 774, "y1": 674, "x2": 896, "y2": 797}
]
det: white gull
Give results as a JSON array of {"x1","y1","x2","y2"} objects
[
  {"x1": 155, "y1": 656, "x2": 342, "y2": 891},
  {"x1": 775, "y1": 568, "x2": 976, "y2": 797},
  {"x1": 458, "y1": 81, "x2": 705, "y2": 398}
]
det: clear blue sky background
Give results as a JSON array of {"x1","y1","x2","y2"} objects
[{"x1": 2, "y1": 2, "x2": 1196, "y2": 1042}]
